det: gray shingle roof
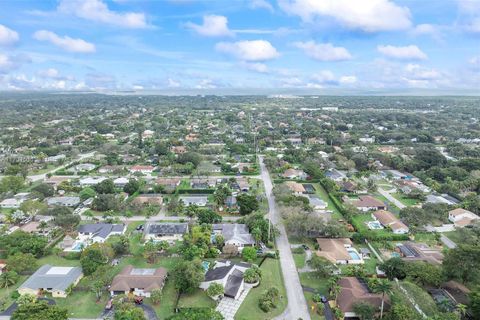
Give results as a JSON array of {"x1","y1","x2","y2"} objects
[
  {"x1": 78, "y1": 223, "x2": 125, "y2": 239},
  {"x1": 19, "y1": 265, "x2": 82, "y2": 292},
  {"x1": 146, "y1": 223, "x2": 188, "y2": 235},
  {"x1": 212, "y1": 224, "x2": 255, "y2": 246}
]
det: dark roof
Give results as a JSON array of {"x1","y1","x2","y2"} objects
[
  {"x1": 20, "y1": 265, "x2": 82, "y2": 292},
  {"x1": 204, "y1": 265, "x2": 233, "y2": 281},
  {"x1": 224, "y1": 269, "x2": 244, "y2": 298},
  {"x1": 78, "y1": 223, "x2": 125, "y2": 239},
  {"x1": 146, "y1": 223, "x2": 188, "y2": 235}
]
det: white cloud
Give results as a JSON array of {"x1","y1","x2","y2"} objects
[
  {"x1": 294, "y1": 41, "x2": 352, "y2": 61},
  {"x1": 0, "y1": 25, "x2": 19, "y2": 46},
  {"x1": 249, "y1": 0, "x2": 274, "y2": 12},
  {"x1": 38, "y1": 68, "x2": 75, "y2": 81},
  {"x1": 215, "y1": 40, "x2": 280, "y2": 61},
  {"x1": 242, "y1": 62, "x2": 269, "y2": 73},
  {"x1": 33, "y1": 30, "x2": 96, "y2": 53},
  {"x1": 167, "y1": 78, "x2": 181, "y2": 88},
  {"x1": 58, "y1": 0, "x2": 147, "y2": 29},
  {"x1": 185, "y1": 15, "x2": 234, "y2": 37},
  {"x1": 339, "y1": 75, "x2": 357, "y2": 84},
  {"x1": 377, "y1": 45, "x2": 427, "y2": 60},
  {"x1": 411, "y1": 24, "x2": 443, "y2": 42},
  {"x1": 278, "y1": 0, "x2": 412, "y2": 32},
  {"x1": 457, "y1": 0, "x2": 480, "y2": 33},
  {"x1": 404, "y1": 64, "x2": 440, "y2": 80},
  {"x1": 0, "y1": 53, "x2": 29, "y2": 74},
  {"x1": 310, "y1": 70, "x2": 337, "y2": 85},
  {"x1": 195, "y1": 79, "x2": 217, "y2": 89}
]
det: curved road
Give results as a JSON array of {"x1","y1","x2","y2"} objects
[{"x1": 259, "y1": 156, "x2": 311, "y2": 320}]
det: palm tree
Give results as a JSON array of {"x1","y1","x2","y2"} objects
[
  {"x1": 0, "y1": 271, "x2": 18, "y2": 294},
  {"x1": 456, "y1": 303, "x2": 467, "y2": 318},
  {"x1": 372, "y1": 279, "x2": 392, "y2": 319}
]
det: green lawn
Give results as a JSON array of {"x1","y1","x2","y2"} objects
[
  {"x1": 298, "y1": 273, "x2": 329, "y2": 295},
  {"x1": 235, "y1": 258, "x2": 287, "y2": 320},
  {"x1": 150, "y1": 276, "x2": 178, "y2": 319},
  {"x1": 54, "y1": 290, "x2": 109, "y2": 318},
  {"x1": 304, "y1": 291, "x2": 326, "y2": 320},
  {"x1": 177, "y1": 289, "x2": 215, "y2": 309},
  {"x1": 392, "y1": 193, "x2": 420, "y2": 207},
  {"x1": 394, "y1": 281, "x2": 440, "y2": 317},
  {"x1": 0, "y1": 275, "x2": 28, "y2": 312},
  {"x1": 312, "y1": 183, "x2": 343, "y2": 219},
  {"x1": 293, "y1": 252, "x2": 306, "y2": 269},
  {"x1": 37, "y1": 255, "x2": 81, "y2": 267}
]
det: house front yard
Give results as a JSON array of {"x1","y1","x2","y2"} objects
[{"x1": 235, "y1": 258, "x2": 287, "y2": 320}]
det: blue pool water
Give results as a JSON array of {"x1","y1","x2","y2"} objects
[
  {"x1": 202, "y1": 261, "x2": 210, "y2": 272},
  {"x1": 72, "y1": 241, "x2": 85, "y2": 251},
  {"x1": 367, "y1": 221, "x2": 383, "y2": 230},
  {"x1": 348, "y1": 250, "x2": 361, "y2": 260}
]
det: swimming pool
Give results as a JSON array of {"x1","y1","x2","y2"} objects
[
  {"x1": 71, "y1": 241, "x2": 85, "y2": 252},
  {"x1": 347, "y1": 249, "x2": 361, "y2": 260},
  {"x1": 367, "y1": 221, "x2": 384, "y2": 230},
  {"x1": 201, "y1": 261, "x2": 210, "y2": 273}
]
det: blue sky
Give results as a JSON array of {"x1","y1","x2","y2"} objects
[{"x1": 0, "y1": 0, "x2": 478, "y2": 92}]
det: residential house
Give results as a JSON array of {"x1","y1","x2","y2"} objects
[
  {"x1": 129, "y1": 165, "x2": 155, "y2": 174},
  {"x1": 144, "y1": 223, "x2": 188, "y2": 243},
  {"x1": 448, "y1": 208, "x2": 480, "y2": 228},
  {"x1": 325, "y1": 169, "x2": 346, "y2": 182},
  {"x1": 285, "y1": 181, "x2": 306, "y2": 195},
  {"x1": 212, "y1": 224, "x2": 255, "y2": 251},
  {"x1": 308, "y1": 196, "x2": 327, "y2": 210},
  {"x1": 337, "y1": 277, "x2": 389, "y2": 318},
  {"x1": 372, "y1": 210, "x2": 409, "y2": 234},
  {"x1": 45, "y1": 154, "x2": 66, "y2": 163},
  {"x1": 110, "y1": 265, "x2": 167, "y2": 298},
  {"x1": 171, "y1": 146, "x2": 187, "y2": 154},
  {"x1": 225, "y1": 196, "x2": 237, "y2": 209},
  {"x1": 156, "y1": 178, "x2": 181, "y2": 191},
  {"x1": 282, "y1": 168, "x2": 307, "y2": 180},
  {"x1": 0, "y1": 192, "x2": 30, "y2": 209},
  {"x1": 45, "y1": 176, "x2": 71, "y2": 189},
  {"x1": 395, "y1": 242, "x2": 444, "y2": 265},
  {"x1": 315, "y1": 238, "x2": 364, "y2": 264},
  {"x1": 77, "y1": 223, "x2": 126, "y2": 244},
  {"x1": 18, "y1": 265, "x2": 83, "y2": 298},
  {"x1": 352, "y1": 196, "x2": 386, "y2": 212},
  {"x1": 75, "y1": 163, "x2": 96, "y2": 172},
  {"x1": 113, "y1": 177, "x2": 129, "y2": 188},
  {"x1": 200, "y1": 260, "x2": 251, "y2": 300},
  {"x1": 179, "y1": 195, "x2": 208, "y2": 207},
  {"x1": 79, "y1": 176, "x2": 107, "y2": 187},
  {"x1": 46, "y1": 196, "x2": 80, "y2": 207}
]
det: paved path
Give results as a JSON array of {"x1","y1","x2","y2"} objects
[
  {"x1": 440, "y1": 234, "x2": 457, "y2": 249},
  {"x1": 259, "y1": 156, "x2": 311, "y2": 320},
  {"x1": 216, "y1": 286, "x2": 251, "y2": 320},
  {"x1": 378, "y1": 187, "x2": 406, "y2": 209},
  {"x1": 28, "y1": 152, "x2": 96, "y2": 182}
]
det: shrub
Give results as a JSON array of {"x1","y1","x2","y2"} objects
[{"x1": 244, "y1": 266, "x2": 262, "y2": 284}]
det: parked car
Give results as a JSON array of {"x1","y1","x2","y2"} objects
[{"x1": 105, "y1": 299, "x2": 113, "y2": 310}]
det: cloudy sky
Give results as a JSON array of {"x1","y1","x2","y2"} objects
[{"x1": 0, "y1": 0, "x2": 479, "y2": 92}]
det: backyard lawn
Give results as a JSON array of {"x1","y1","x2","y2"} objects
[
  {"x1": 54, "y1": 290, "x2": 109, "y2": 318},
  {"x1": 235, "y1": 258, "x2": 287, "y2": 320},
  {"x1": 299, "y1": 272, "x2": 329, "y2": 295},
  {"x1": 351, "y1": 213, "x2": 397, "y2": 237},
  {"x1": 293, "y1": 252, "x2": 306, "y2": 269},
  {"x1": 304, "y1": 291, "x2": 326, "y2": 320},
  {"x1": 312, "y1": 183, "x2": 343, "y2": 219},
  {"x1": 177, "y1": 289, "x2": 215, "y2": 309},
  {"x1": 392, "y1": 192, "x2": 420, "y2": 206}
]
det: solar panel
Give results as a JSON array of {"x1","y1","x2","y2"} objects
[{"x1": 131, "y1": 268, "x2": 155, "y2": 276}]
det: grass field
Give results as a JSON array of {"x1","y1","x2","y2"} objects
[
  {"x1": 235, "y1": 258, "x2": 287, "y2": 320},
  {"x1": 312, "y1": 183, "x2": 343, "y2": 219},
  {"x1": 392, "y1": 193, "x2": 420, "y2": 206},
  {"x1": 299, "y1": 272, "x2": 329, "y2": 295},
  {"x1": 304, "y1": 291, "x2": 326, "y2": 320},
  {"x1": 177, "y1": 289, "x2": 215, "y2": 309},
  {"x1": 293, "y1": 252, "x2": 306, "y2": 269}
]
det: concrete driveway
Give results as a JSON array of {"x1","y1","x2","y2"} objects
[{"x1": 259, "y1": 156, "x2": 311, "y2": 320}]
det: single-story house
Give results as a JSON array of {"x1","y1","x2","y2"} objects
[
  {"x1": 237, "y1": 179, "x2": 250, "y2": 192},
  {"x1": 225, "y1": 196, "x2": 237, "y2": 208},
  {"x1": 448, "y1": 208, "x2": 480, "y2": 228},
  {"x1": 325, "y1": 169, "x2": 346, "y2": 182},
  {"x1": 18, "y1": 265, "x2": 83, "y2": 298},
  {"x1": 337, "y1": 277, "x2": 389, "y2": 318},
  {"x1": 426, "y1": 194, "x2": 459, "y2": 205},
  {"x1": 46, "y1": 196, "x2": 80, "y2": 207},
  {"x1": 113, "y1": 177, "x2": 129, "y2": 188},
  {"x1": 179, "y1": 195, "x2": 208, "y2": 207},
  {"x1": 79, "y1": 176, "x2": 107, "y2": 187},
  {"x1": 129, "y1": 165, "x2": 155, "y2": 174},
  {"x1": 171, "y1": 146, "x2": 187, "y2": 154},
  {"x1": 144, "y1": 223, "x2": 188, "y2": 243},
  {"x1": 110, "y1": 265, "x2": 167, "y2": 298},
  {"x1": 0, "y1": 192, "x2": 30, "y2": 209},
  {"x1": 212, "y1": 224, "x2": 255, "y2": 251},
  {"x1": 315, "y1": 238, "x2": 364, "y2": 265},
  {"x1": 75, "y1": 163, "x2": 96, "y2": 172},
  {"x1": 200, "y1": 260, "x2": 251, "y2": 300},
  {"x1": 285, "y1": 181, "x2": 306, "y2": 195},
  {"x1": 133, "y1": 194, "x2": 163, "y2": 206},
  {"x1": 308, "y1": 196, "x2": 327, "y2": 210},
  {"x1": 282, "y1": 168, "x2": 307, "y2": 180},
  {"x1": 395, "y1": 242, "x2": 444, "y2": 265},
  {"x1": 156, "y1": 178, "x2": 181, "y2": 190},
  {"x1": 77, "y1": 223, "x2": 126, "y2": 243},
  {"x1": 372, "y1": 210, "x2": 409, "y2": 234},
  {"x1": 352, "y1": 196, "x2": 386, "y2": 212}
]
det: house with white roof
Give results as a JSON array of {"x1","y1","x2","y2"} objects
[{"x1": 448, "y1": 208, "x2": 480, "y2": 228}]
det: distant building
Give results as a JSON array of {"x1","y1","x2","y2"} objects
[
  {"x1": 448, "y1": 208, "x2": 479, "y2": 228},
  {"x1": 351, "y1": 196, "x2": 386, "y2": 212},
  {"x1": 129, "y1": 165, "x2": 155, "y2": 174},
  {"x1": 46, "y1": 196, "x2": 80, "y2": 207}
]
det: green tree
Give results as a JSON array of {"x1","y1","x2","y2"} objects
[
  {"x1": 150, "y1": 288, "x2": 163, "y2": 305},
  {"x1": 32, "y1": 183, "x2": 54, "y2": 199},
  {"x1": 237, "y1": 193, "x2": 259, "y2": 215},
  {"x1": 19, "y1": 200, "x2": 47, "y2": 217},
  {"x1": 379, "y1": 257, "x2": 406, "y2": 280},
  {"x1": 12, "y1": 300, "x2": 68, "y2": 320},
  {"x1": 0, "y1": 271, "x2": 18, "y2": 293},
  {"x1": 166, "y1": 308, "x2": 224, "y2": 320},
  {"x1": 443, "y1": 245, "x2": 480, "y2": 284},
  {"x1": 123, "y1": 179, "x2": 140, "y2": 195},
  {"x1": 308, "y1": 255, "x2": 335, "y2": 278},
  {"x1": 0, "y1": 176, "x2": 25, "y2": 193},
  {"x1": 80, "y1": 243, "x2": 114, "y2": 275},
  {"x1": 352, "y1": 302, "x2": 376, "y2": 320},
  {"x1": 114, "y1": 302, "x2": 146, "y2": 320},
  {"x1": 7, "y1": 253, "x2": 38, "y2": 273},
  {"x1": 371, "y1": 279, "x2": 392, "y2": 319},
  {"x1": 54, "y1": 213, "x2": 81, "y2": 231},
  {"x1": 242, "y1": 246, "x2": 257, "y2": 263},
  {"x1": 79, "y1": 187, "x2": 96, "y2": 201},
  {"x1": 197, "y1": 209, "x2": 222, "y2": 224},
  {"x1": 469, "y1": 287, "x2": 480, "y2": 319},
  {"x1": 206, "y1": 283, "x2": 224, "y2": 299},
  {"x1": 143, "y1": 241, "x2": 158, "y2": 263},
  {"x1": 95, "y1": 179, "x2": 115, "y2": 194},
  {"x1": 173, "y1": 260, "x2": 204, "y2": 294}
]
